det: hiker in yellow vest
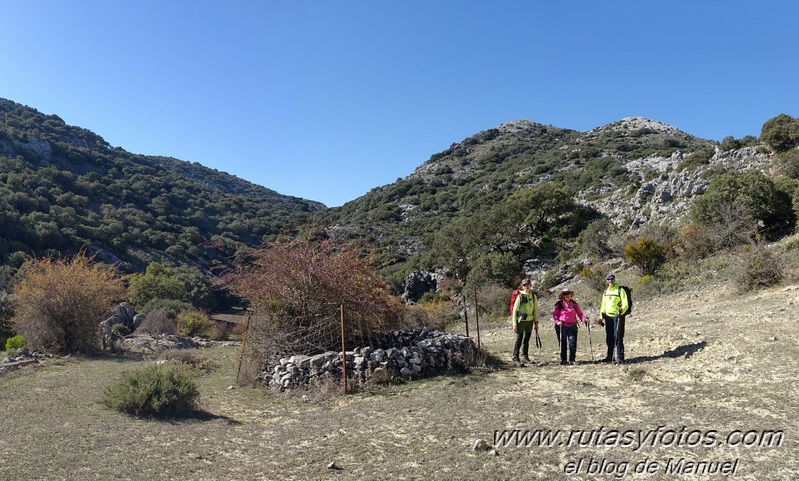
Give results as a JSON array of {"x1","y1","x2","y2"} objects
[
  {"x1": 598, "y1": 273, "x2": 629, "y2": 364},
  {"x1": 511, "y1": 279, "x2": 539, "y2": 367}
]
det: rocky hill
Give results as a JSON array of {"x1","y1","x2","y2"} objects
[
  {"x1": 0, "y1": 98, "x2": 324, "y2": 278},
  {"x1": 325, "y1": 116, "x2": 767, "y2": 262},
  {"x1": 0, "y1": 96, "x2": 777, "y2": 296}
]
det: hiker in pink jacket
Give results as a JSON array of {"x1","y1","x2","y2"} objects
[{"x1": 553, "y1": 288, "x2": 588, "y2": 365}]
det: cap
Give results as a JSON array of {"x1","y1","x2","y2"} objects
[{"x1": 606, "y1": 273, "x2": 616, "y2": 280}]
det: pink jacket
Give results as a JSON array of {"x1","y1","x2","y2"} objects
[{"x1": 553, "y1": 299, "x2": 585, "y2": 327}]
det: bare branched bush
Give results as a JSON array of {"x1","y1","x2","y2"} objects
[
  {"x1": 161, "y1": 350, "x2": 217, "y2": 373},
  {"x1": 734, "y1": 242, "x2": 785, "y2": 293},
  {"x1": 12, "y1": 253, "x2": 126, "y2": 354},
  {"x1": 474, "y1": 283, "x2": 514, "y2": 322},
  {"x1": 706, "y1": 203, "x2": 758, "y2": 249},
  {"x1": 404, "y1": 299, "x2": 458, "y2": 330},
  {"x1": 677, "y1": 224, "x2": 717, "y2": 260},
  {"x1": 137, "y1": 309, "x2": 178, "y2": 336},
  {"x1": 225, "y1": 239, "x2": 404, "y2": 385}
]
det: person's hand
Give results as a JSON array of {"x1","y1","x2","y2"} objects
[
  {"x1": 534, "y1": 322, "x2": 539, "y2": 331},
  {"x1": 513, "y1": 324, "x2": 518, "y2": 333},
  {"x1": 556, "y1": 321, "x2": 562, "y2": 326}
]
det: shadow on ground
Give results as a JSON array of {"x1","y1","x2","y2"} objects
[{"x1": 626, "y1": 341, "x2": 707, "y2": 364}]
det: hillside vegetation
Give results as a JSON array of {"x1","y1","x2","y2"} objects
[
  {"x1": 2, "y1": 97, "x2": 799, "y2": 364},
  {"x1": 0, "y1": 98, "x2": 323, "y2": 283},
  {"x1": 321, "y1": 116, "x2": 792, "y2": 294},
  {"x1": 2, "y1": 99, "x2": 799, "y2": 479}
]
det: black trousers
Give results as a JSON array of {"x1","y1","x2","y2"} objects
[{"x1": 602, "y1": 314, "x2": 625, "y2": 361}]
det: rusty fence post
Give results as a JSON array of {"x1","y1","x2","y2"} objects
[
  {"x1": 462, "y1": 292, "x2": 470, "y2": 337},
  {"x1": 340, "y1": 304, "x2": 348, "y2": 394},
  {"x1": 473, "y1": 285, "x2": 481, "y2": 349}
]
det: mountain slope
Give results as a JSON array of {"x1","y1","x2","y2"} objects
[
  {"x1": 323, "y1": 116, "x2": 767, "y2": 262},
  {"x1": 0, "y1": 98, "x2": 324, "y2": 277}
]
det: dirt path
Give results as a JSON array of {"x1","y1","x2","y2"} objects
[{"x1": 1, "y1": 283, "x2": 797, "y2": 480}]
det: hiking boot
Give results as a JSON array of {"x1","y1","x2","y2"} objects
[
  {"x1": 513, "y1": 360, "x2": 525, "y2": 368},
  {"x1": 602, "y1": 357, "x2": 613, "y2": 363},
  {"x1": 522, "y1": 355, "x2": 531, "y2": 363},
  {"x1": 559, "y1": 360, "x2": 569, "y2": 366}
]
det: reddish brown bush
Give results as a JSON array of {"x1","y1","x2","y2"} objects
[{"x1": 225, "y1": 239, "x2": 404, "y2": 384}]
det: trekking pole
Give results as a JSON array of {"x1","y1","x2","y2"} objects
[
  {"x1": 586, "y1": 318, "x2": 594, "y2": 361},
  {"x1": 535, "y1": 325, "x2": 542, "y2": 349}
]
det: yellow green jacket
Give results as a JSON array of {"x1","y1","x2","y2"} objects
[
  {"x1": 600, "y1": 285, "x2": 629, "y2": 316},
  {"x1": 512, "y1": 291, "x2": 538, "y2": 325}
]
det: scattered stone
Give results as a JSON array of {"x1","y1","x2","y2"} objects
[
  {"x1": 473, "y1": 439, "x2": 491, "y2": 452},
  {"x1": 768, "y1": 336, "x2": 778, "y2": 342},
  {"x1": 327, "y1": 461, "x2": 342, "y2": 470}
]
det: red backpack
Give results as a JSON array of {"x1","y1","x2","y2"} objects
[{"x1": 509, "y1": 289, "x2": 520, "y2": 316}]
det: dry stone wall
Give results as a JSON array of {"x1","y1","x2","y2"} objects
[{"x1": 262, "y1": 327, "x2": 477, "y2": 389}]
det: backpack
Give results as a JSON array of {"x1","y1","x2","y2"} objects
[
  {"x1": 619, "y1": 285, "x2": 632, "y2": 316},
  {"x1": 509, "y1": 289, "x2": 520, "y2": 316}
]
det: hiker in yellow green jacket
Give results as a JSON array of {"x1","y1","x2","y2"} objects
[
  {"x1": 598, "y1": 273, "x2": 629, "y2": 364},
  {"x1": 511, "y1": 279, "x2": 539, "y2": 367}
]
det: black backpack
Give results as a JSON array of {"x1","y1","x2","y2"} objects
[{"x1": 619, "y1": 285, "x2": 632, "y2": 316}]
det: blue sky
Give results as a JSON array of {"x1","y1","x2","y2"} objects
[{"x1": 1, "y1": 1, "x2": 797, "y2": 207}]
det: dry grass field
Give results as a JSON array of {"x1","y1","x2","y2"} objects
[{"x1": 1, "y1": 282, "x2": 797, "y2": 480}]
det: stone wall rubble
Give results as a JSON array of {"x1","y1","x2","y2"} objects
[{"x1": 262, "y1": 327, "x2": 477, "y2": 389}]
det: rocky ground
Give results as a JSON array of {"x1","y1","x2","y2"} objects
[{"x1": 0, "y1": 282, "x2": 796, "y2": 480}]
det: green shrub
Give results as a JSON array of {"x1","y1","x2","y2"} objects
[
  {"x1": 419, "y1": 290, "x2": 450, "y2": 304},
  {"x1": 580, "y1": 266, "x2": 608, "y2": 293},
  {"x1": 5, "y1": 335, "x2": 26, "y2": 352},
  {"x1": 624, "y1": 237, "x2": 671, "y2": 276},
  {"x1": 541, "y1": 267, "x2": 563, "y2": 291},
  {"x1": 576, "y1": 219, "x2": 614, "y2": 260},
  {"x1": 142, "y1": 299, "x2": 192, "y2": 319},
  {"x1": 678, "y1": 146, "x2": 715, "y2": 170},
  {"x1": 637, "y1": 275, "x2": 654, "y2": 286},
  {"x1": 127, "y1": 263, "x2": 187, "y2": 311},
  {"x1": 176, "y1": 310, "x2": 215, "y2": 338},
  {"x1": 760, "y1": 114, "x2": 799, "y2": 153},
  {"x1": 783, "y1": 237, "x2": 799, "y2": 252},
  {"x1": 0, "y1": 291, "x2": 16, "y2": 325},
  {"x1": 111, "y1": 323, "x2": 131, "y2": 337},
  {"x1": 101, "y1": 364, "x2": 200, "y2": 417},
  {"x1": 691, "y1": 170, "x2": 795, "y2": 241}
]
